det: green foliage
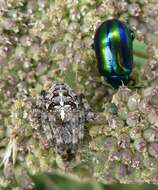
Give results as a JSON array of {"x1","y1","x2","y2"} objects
[
  {"x1": 31, "y1": 173, "x2": 105, "y2": 190},
  {"x1": 0, "y1": 0, "x2": 158, "y2": 188},
  {"x1": 30, "y1": 173, "x2": 158, "y2": 190}
]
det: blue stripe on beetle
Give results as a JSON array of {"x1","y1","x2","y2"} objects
[{"x1": 93, "y1": 19, "x2": 134, "y2": 87}]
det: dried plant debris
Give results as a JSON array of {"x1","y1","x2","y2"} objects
[
  {"x1": 32, "y1": 81, "x2": 94, "y2": 159},
  {"x1": 0, "y1": 138, "x2": 18, "y2": 169}
]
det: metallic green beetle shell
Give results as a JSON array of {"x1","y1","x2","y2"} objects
[{"x1": 94, "y1": 19, "x2": 134, "y2": 86}]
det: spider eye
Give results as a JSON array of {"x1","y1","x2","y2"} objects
[
  {"x1": 47, "y1": 102, "x2": 59, "y2": 110},
  {"x1": 65, "y1": 101, "x2": 77, "y2": 109}
]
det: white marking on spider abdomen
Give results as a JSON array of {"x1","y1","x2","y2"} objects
[
  {"x1": 72, "y1": 128, "x2": 78, "y2": 144},
  {"x1": 59, "y1": 91, "x2": 65, "y2": 120},
  {"x1": 59, "y1": 92, "x2": 64, "y2": 106}
]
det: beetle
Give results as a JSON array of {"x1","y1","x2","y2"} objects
[{"x1": 93, "y1": 18, "x2": 134, "y2": 87}]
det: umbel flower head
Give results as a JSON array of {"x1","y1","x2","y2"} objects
[{"x1": 0, "y1": 0, "x2": 158, "y2": 188}]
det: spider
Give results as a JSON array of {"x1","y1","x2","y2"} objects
[{"x1": 33, "y1": 81, "x2": 94, "y2": 159}]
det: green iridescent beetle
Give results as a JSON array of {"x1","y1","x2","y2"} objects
[{"x1": 93, "y1": 19, "x2": 134, "y2": 87}]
